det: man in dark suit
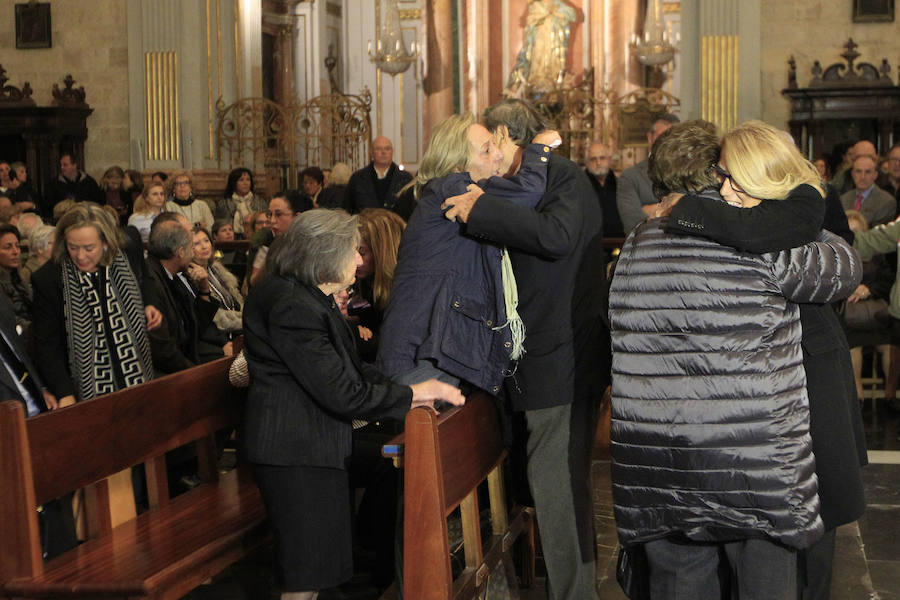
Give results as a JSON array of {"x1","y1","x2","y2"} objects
[
  {"x1": 0, "y1": 293, "x2": 78, "y2": 559},
  {"x1": 663, "y1": 174, "x2": 867, "y2": 600},
  {"x1": 345, "y1": 136, "x2": 413, "y2": 214},
  {"x1": 47, "y1": 153, "x2": 103, "y2": 218},
  {"x1": 585, "y1": 140, "x2": 623, "y2": 238},
  {"x1": 145, "y1": 215, "x2": 219, "y2": 374},
  {"x1": 443, "y1": 98, "x2": 607, "y2": 600},
  {"x1": 616, "y1": 113, "x2": 679, "y2": 233},
  {"x1": 840, "y1": 154, "x2": 897, "y2": 226}
]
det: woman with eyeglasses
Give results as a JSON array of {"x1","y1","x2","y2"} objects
[
  {"x1": 165, "y1": 170, "x2": 214, "y2": 231},
  {"x1": 655, "y1": 120, "x2": 868, "y2": 600}
]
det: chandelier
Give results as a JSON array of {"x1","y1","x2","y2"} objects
[
  {"x1": 368, "y1": 0, "x2": 418, "y2": 76},
  {"x1": 629, "y1": 0, "x2": 677, "y2": 67}
]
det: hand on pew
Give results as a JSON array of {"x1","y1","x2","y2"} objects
[
  {"x1": 58, "y1": 395, "x2": 76, "y2": 408},
  {"x1": 42, "y1": 390, "x2": 59, "y2": 410},
  {"x1": 410, "y1": 379, "x2": 466, "y2": 411}
]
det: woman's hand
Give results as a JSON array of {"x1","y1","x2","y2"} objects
[
  {"x1": 649, "y1": 192, "x2": 684, "y2": 218},
  {"x1": 222, "y1": 341, "x2": 234, "y2": 357},
  {"x1": 42, "y1": 390, "x2": 59, "y2": 410},
  {"x1": 847, "y1": 284, "x2": 871, "y2": 304},
  {"x1": 357, "y1": 325, "x2": 373, "y2": 341},
  {"x1": 409, "y1": 379, "x2": 466, "y2": 410},
  {"x1": 185, "y1": 263, "x2": 210, "y2": 291},
  {"x1": 532, "y1": 129, "x2": 562, "y2": 148},
  {"x1": 145, "y1": 305, "x2": 163, "y2": 330}
]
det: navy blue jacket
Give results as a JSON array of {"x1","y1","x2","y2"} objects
[{"x1": 377, "y1": 144, "x2": 551, "y2": 394}]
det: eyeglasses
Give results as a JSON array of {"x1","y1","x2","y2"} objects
[
  {"x1": 711, "y1": 164, "x2": 746, "y2": 194},
  {"x1": 265, "y1": 210, "x2": 291, "y2": 219}
]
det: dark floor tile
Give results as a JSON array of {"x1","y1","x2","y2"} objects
[
  {"x1": 862, "y1": 405, "x2": 900, "y2": 451},
  {"x1": 860, "y1": 464, "x2": 900, "y2": 506},
  {"x1": 856, "y1": 505, "x2": 900, "y2": 561},
  {"x1": 829, "y1": 523, "x2": 876, "y2": 600},
  {"x1": 867, "y1": 559, "x2": 900, "y2": 599}
]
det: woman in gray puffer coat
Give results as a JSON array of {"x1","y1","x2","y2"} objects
[{"x1": 609, "y1": 120, "x2": 862, "y2": 599}]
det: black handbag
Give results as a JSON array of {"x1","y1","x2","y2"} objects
[
  {"x1": 841, "y1": 297, "x2": 890, "y2": 331},
  {"x1": 616, "y1": 544, "x2": 651, "y2": 600}
]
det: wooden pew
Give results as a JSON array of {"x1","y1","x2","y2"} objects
[
  {"x1": 0, "y1": 356, "x2": 267, "y2": 599},
  {"x1": 382, "y1": 392, "x2": 535, "y2": 600}
]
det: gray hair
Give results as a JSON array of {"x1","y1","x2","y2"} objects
[
  {"x1": 28, "y1": 224, "x2": 55, "y2": 254},
  {"x1": 16, "y1": 212, "x2": 43, "y2": 239},
  {"x1": 267, "y1": 208, "x2": 359, "y2": 286},
  {"x1": 148, "y1": 220, "x2": 191, "y2": 259},
  {"x1": 482, "y1": 98, "x2": 548, "y2": 147}
]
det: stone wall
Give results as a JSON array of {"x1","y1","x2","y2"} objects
[
  {"x1": 759, "y1": 0, "x2": 898, "y2": 130},
  {"x1": 0, "y1": 0, "x2": 129, "y2": 178}
]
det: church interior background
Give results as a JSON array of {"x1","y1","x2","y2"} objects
[
  {"x1": 1, "y1": 1, "x2": 899, "y2": 598},
  {"x1": 3, "y1": 0, "x2": 898, "y2": 191}
]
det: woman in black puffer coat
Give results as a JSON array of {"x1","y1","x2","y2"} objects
[{"x1": 609, "y1": 120, "x2": 862, "y2": 600}]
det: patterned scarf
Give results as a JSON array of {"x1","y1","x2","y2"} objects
[{"x1": 61, "y1": 252, "x2": 154, "y2": 400}]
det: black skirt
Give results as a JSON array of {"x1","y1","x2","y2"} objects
[{"x1": 253, "y1": 463, "x2": 352, "y2": 592}]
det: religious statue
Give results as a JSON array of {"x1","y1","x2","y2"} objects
[{"x1": 505, "y1": 0, "x2": 577, "y2": 96}]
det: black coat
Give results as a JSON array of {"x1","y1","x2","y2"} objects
[
  {"x1": 242, "y1": 275, "x2": 412, "y2": 468},
  {"x1": 31, "y1": 242, "x2": 156, "y2": 399},
  {"x1": 345, "y1": 162, "x2": 413, "y2": 214},
  {"x1": 145, "y1": 256, "x2": 219, "y2": 374},
  {"x1": 0, "y1": 292, "x2": 48, "y2": 412},
  {"x1": 586, "y1": 169, "x2": 623, "y2": 238},
  {"x1": 47, "y1": 172, "x2": 103, "y2": 217},
  {"x1": 467, "y1": 153, "x2": 608, "y2": 410},
  {"x1": 666, "y1": 184, "x2": 867, "y2": 530}
]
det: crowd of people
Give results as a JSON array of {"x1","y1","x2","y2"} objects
[{"x1": 0, "y1": 98, "x2": 891, "y2": 600}]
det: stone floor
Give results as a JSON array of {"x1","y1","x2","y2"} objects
[{"x1": 186, "y1": 401, "x2": 900, "y2": 600}]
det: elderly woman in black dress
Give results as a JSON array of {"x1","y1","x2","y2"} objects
[{"x1": 242, "y1": 209, "x2": 464, "y2": 600}]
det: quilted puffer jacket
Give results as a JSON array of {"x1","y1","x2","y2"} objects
[{"x1": 609, "y1": 217, "x2": 861, "y2": 550}]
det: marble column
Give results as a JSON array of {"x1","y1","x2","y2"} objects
[{"x1": 424, "y1": 0, "x2": 455, "y2": 142}]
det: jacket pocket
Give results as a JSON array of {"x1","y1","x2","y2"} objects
[{"x1": 440, "y1": 291, "x2": 493, "y2": 369}]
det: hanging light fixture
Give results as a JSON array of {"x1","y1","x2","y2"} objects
[
  {"x1": 629, "y1": 0, "x2": 677, "y2": 67},
  {"x1": 368, "y1": 0, "x2": 418, "y2": 76}
]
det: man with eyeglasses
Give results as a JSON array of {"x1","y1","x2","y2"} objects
[
  {"x1": 248, "y1": 191, "x2": 313, "y2": 287},
  {"x1": 585, "y1": 141, "x2": 623, "y2": 238}
]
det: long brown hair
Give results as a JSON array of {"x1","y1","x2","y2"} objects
[{"x1": 358, "y1": 208, "x2": 406, "y2": 310}]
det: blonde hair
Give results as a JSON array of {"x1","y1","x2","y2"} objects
[
  {"x1": 52, "y1": 202, "x2": 124, "y2": 266},
  {"x1": 720, "y1": 120, "x2": 824, "y2": 200},
  {"x1": 133, "y1": 182, "x2": 166, "y2": 215},
  {"x1": 844, "y1": 209, "x2": 869, "y2": 233},
  {"x1": 358, "y1": 208, "x2": 406, "y2": 310},
  {"x1": 415, "y1": 113, "x2": 477, "y2": 197},
  {"x1": 168, "y1": 169, "x2": 193, "y2": 195},
  {"x1": 329, "y1": 162, "x2": 352, "y2": 186}
]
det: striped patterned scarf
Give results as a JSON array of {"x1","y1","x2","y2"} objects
[{"x1": 62, "y1": 253, "x2": 154, "y2": 401}]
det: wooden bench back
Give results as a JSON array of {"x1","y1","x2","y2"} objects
[
  {"x1": 402, "y1": 392, "x2": 531, "y2": 600},
  {"x1": 0, "y1": 357, "x2": 238, "y2": 582}
]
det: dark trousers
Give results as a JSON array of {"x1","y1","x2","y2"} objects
[
  {"x1": 644, "y1": 537, "x2": 797, "y2": 600},
  {"x1": 800, "y1": 528, "x2": 836, "y2": 600}
]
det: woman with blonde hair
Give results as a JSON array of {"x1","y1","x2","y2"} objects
[
  {"x1": 377, "y1": 113, "x2": 559, "y2": 391},
  {"x1": 127, "y1": 182, "x2": 168, "y2": 242},
  {"x1": 32, "y1": 203, "x2": 159, "y2": 406},
  {"x1": 352, "y1": 209, "x2": 405, "y2": 319},
  {"x1": 660, "y1": 119, "x2": 867, "y2": 600}
]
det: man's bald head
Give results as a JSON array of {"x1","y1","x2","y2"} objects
[
  {"x1": 586, "y1": 142, "x2": 612, "y2": 178},
  {"x1": 850, "y1": 140, "x2": 877, "y2": 162},
  {"x1": 372, "y1": 136, "x2": 394, "y2": 170}
]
